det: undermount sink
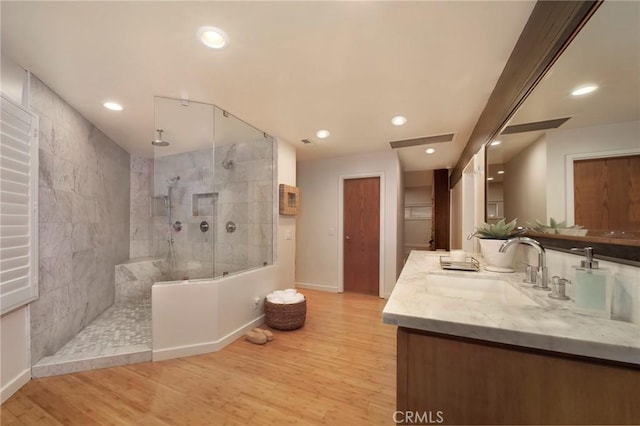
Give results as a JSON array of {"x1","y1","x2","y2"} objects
[{"x1": 425, "y1": 274, "x2": 540, "y2": 307}]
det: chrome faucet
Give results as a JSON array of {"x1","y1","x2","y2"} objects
[{"x1": 499, "y1": 237, "x2": 550, "y2": 291}]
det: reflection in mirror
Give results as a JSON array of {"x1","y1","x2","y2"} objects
[{"x1": 486, "y1": 1, "x2": 640, "y2": 244}]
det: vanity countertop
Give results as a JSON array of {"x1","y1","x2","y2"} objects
[{"x1": 382, "y1": 251, "x2": 640, "y2": 365}]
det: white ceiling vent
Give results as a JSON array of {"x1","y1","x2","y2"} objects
[{"x1": 389, "y1": 133, "x2": 455, "y2": 149}]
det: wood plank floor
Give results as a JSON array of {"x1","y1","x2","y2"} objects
[{"x1": 1, "y1": 290, "x2": 397, "y2": 425}]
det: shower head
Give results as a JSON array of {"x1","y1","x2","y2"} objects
[
  {"x1": 152, "y1": 129, "x2": 170, "y2": 147},
  {"x1": 166, "y1": 176, "x2": 180, "y2": 185}
]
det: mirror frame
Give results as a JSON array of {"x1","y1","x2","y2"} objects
[{"x1": 450, "y1": 0, "x2": 640, "y2": 265}]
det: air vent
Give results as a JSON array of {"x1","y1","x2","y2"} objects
[
  {"x1": 389, "y1": 133, "x2": 454, "y2": 149},
  {"x1": 501, "y1": 117, "x2": 571, "y2": 135},
  {"x1": 301, "y1": 139, "x2": 312, "y2": 144}
]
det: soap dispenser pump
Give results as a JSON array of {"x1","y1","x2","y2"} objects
[{"x1": 570, "y1": 247, "x2": 610, "y2": 318}]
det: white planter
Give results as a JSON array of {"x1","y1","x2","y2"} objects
[{"x1": 479, "y1": 239, "x2": 517, "y2": 272}]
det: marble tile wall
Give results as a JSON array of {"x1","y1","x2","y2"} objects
[
  {"x1": 153, "y1": 148, "x2": 215, "y2": 279},
  {"x1": 214, "y1": 138, "x2": 274, "y2": 275},
  {"x1": 130, "y1": 156, "x2": 153, "y2": 258},
  {"x1": 146, "y1": 137, "x2": 274, "y2": 278},
  {"x1": 30, "y1": 76, "x2": 130, "y2": 364}
]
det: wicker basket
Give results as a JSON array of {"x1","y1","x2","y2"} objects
[{"x1": 264, "y1": 298, "x2": 306, "y2": 331}]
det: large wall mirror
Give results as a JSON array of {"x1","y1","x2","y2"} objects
[{"x1": 486, "y1": 1, "x2": 639, "y2": 261}]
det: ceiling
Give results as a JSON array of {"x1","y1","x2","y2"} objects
[
  {"x1": 1, "y1": 1, "x2": 536, "y2": 170},
  {"x1": 487, "y1": 1, "x2": 640, "y2": 168}
]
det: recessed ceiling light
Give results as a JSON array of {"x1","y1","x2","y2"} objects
[
  {"x1": 425, "y1": 148, "x2": 435, "y2": 154},
  {"x1": 391, "y1": 116, "x2": 407, "y2": 126},
  {"x1": 103, "y1": 102, "x2": 123, "y2": 111},
  {"x1": 490, "y1": 140, "x2": 501, "y2": 146},
  {"x1": 497, "y1": 170, "x2": 505, "y2": 175},
  {"x1": 487, "y1": 177, "x2": 494, "y2": 181},
  {"x1": 316, "y1": 129, "x2": 330, "y2": 139},
  {"x1": 198, "y1": 26, "x2": 228, "y2": 49},
  {"x1": 571, "y1": 84, "x2": 598, "y2": 96}
]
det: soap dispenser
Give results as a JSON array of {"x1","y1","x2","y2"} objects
[{"x1": 570, "y1": 247, "x2": 610, "y2": 318}]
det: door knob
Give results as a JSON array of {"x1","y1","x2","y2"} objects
[{"x1": 345, "y1": 235, "x2": 351, "y2": 240}]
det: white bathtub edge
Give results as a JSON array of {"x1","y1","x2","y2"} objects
[{"x1": 152, "y1": 314, "x2": 265, "y2": 362}]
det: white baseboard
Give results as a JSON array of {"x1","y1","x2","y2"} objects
[
  {"x1": 1, "y1": 368, "x2": 30, "y2": 404},
  {"x1": 295, "y1": 282, "x2": 338, "y2": 293},
  {"x1": 152, "y1": 315, "x2": 265, "y2": 362}
]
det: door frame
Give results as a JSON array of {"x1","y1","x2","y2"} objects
[
  {"x1": 338, "y1": 172, "x2": 385, "y2": 297},
  {"x1": 565, "y1": 148, "x2": 640, "y2": 225}
]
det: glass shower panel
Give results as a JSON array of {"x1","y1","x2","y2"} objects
[
  {"x1": 213, "y1": 106, "x2": 274, "y2": 277},
  {"x1": 153, "y1": 97, "x2": 215, "y2": 280}
]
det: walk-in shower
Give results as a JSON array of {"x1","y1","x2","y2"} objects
[
  {"x1": 32, "y1": 95, "x2": 277, "y2": 377},
  {"x1": 151, "y1": 96, "x2": 275, "y2": 281}
]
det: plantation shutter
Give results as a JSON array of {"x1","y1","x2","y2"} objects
[{"x1": 1, "y1": 94, "x2": 38, "y2": 314}]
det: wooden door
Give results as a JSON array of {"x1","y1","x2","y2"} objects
[
  {"x1": 433, "y1": 169, "x2": 450, "y2": 250},
  {"x1": 344, "y1": 177, "x2": 380, "y2": 295},
  {"x1": 574, "y1": 155, "x2": 640, "y2": 231}
]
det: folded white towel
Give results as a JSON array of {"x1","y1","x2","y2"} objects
[{"x1": 266, "y1": 289, "x2": 305, "y2": 304}]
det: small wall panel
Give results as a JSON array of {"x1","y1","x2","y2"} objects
[{"x1": 279, "y1": 184, "x2": 300, "y2": 216}]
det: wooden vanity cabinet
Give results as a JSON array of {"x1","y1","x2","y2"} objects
[{"x1": 397, "y1": 327, "x2": 640, "y2": 425}]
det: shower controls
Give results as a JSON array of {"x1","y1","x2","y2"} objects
[
  {"x1": 173, "y1": 221, "x2": 183, "y2": 232},
  {"x1": 225, "y1": 221, "x2": 237, "y2": 233},
  {"x1": 200, "y1": 221, "x2": 209, "y2": 233}
]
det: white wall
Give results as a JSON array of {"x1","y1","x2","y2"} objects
[
  {"x1": 546, "y1": 121, "x2": 640, "y2": 223},
  {"x1": 404, "y1": 186, "x2": 431, "y2": 248},
  {"x1": 451, "y1": 179, "x2": 463, "y2": 250},
  {"x1": 276, "y1": 139, "x2": 297, "y2": 286},
  {"x1": 396, "y1": 156, "x2": 405, "y2": 276},
  {"x1": 404, "y1": 186, "x2": 431, "y2": 204},
  {"x1": 1, "y1": 54, "x2": 25, "y2": 104},
  {"x1": 454, "y1": 151, "x2": 486, "y2": 253},
  {"x1": 404, "y1": 170, "x2": 433, "y2": 187},
  {"x1": 487, "y1": 182, "x2": 504, "y2": 202},
  {"x1": 504, "y1": 134, "x2": 546, "y2": 225},
  {"x1": 296, "y1": 150, "x2": 402, "y2": 297},
  {"x1": 0, "y1": 307, "x2": 31, "y2": 404},
  {"x1": 152, "y1": 139, "x2": 297, "y2": 360},
  {"x1": 0, "y1": 55, "x2": 31, "y2": 404}
]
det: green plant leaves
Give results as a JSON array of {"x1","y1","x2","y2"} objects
[{"x1": 474, "y1": 218, "x2": 518, "y2": 239}]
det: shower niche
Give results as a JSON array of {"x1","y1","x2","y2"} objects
[
  {"x1": 192, "y1": 192, "x2": 216, "y2": 217},
  {"x1": 149, "y1": 96, "x2": 275, "y2": 281}
]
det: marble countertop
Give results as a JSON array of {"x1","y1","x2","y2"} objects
[{"x1": 383, "y1": 251, "x2": 640, "y2": 365}]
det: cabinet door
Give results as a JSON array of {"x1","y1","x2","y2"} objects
[{"x1": 397, "y1": 327, "x2": 640, "y2": 424}]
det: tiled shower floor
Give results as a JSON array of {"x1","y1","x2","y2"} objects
[{"x1": 32, "y1": 302, "x2": 152, "y2": 378}]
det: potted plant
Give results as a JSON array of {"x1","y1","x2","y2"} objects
[{"x1": 471, "y1": 218, "x2": 521, "y2": 272}]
